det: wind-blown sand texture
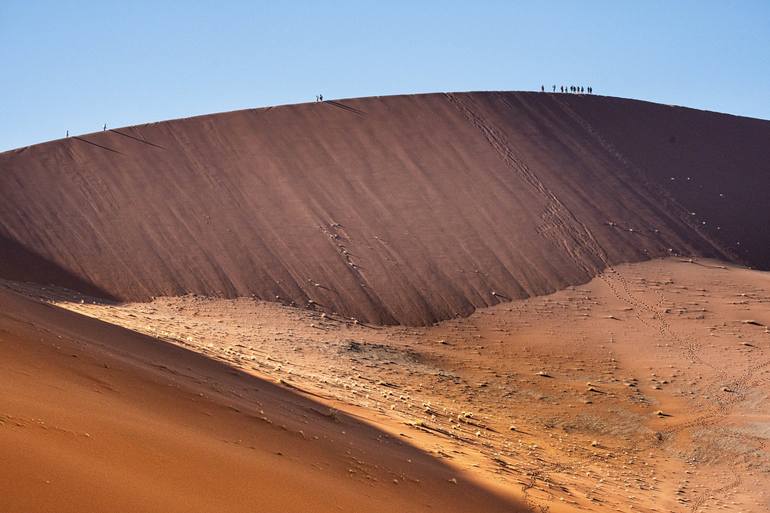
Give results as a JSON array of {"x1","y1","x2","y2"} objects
[
  {"x1": 2, "y1": 92, "x2": 770, "y2": 512},
  {"x1": 4, "y1": 258, "x2": 769, "y2": 512},
  {"x1": 0, "y1": 286, "x2": 522, "y2": 513},
  {"x1": 2, "y1": 93, "x2": 768, "y2": 325}
]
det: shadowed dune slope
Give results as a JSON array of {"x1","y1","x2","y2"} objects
[
  {"x1": 560, "y1": 95, "x2": 770, "y2": 269},
  {"x1": 1, "y1": 92, "x2": 768, "y2": 325},
  {"x1": 0, "y1": 287, "x2": 524, "y2": 513}
]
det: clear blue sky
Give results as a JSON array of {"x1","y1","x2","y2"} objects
[{"x1": 2, "y1": 1, "x2": 768, "y2": 151}]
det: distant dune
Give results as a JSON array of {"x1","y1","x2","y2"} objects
[{"x1": 2, "y1": 92, "x2": 768, "y2": 324}]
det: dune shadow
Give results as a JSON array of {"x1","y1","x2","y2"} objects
[{"x1": 0, "y1": 232, "x2": 118, "y2": 301}]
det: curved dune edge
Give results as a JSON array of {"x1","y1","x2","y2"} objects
[
  {"x1": 0, "y1": 286, "x2": 528, "y2": 513},
  {"x1": 2, "y1": 92, "x2": 769, "y2": 325}
]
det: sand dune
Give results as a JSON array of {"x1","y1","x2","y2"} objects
[
  {"x1": 28, "y1": 258, "x2": 770, "y2": 513},
  {"x1": 561, "y1": 95, "x2": 770, "y2": 268},
  {"x1": 2, "y1": 92, "x2": 770, "y2": 513},
  {"x1": 0, "y1": 286, "x2": 524, "y2": 513},
  {"x1": 3, "y1": 92, "x2": 768, "y2": 325}
]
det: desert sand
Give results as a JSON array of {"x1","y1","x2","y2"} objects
[
  {"x1": 2, "y1": 92, "x2": 769, "y2": 512},
  {"x1": 3, "y1": 259, "x2": 770, "y2": 513},
  {"x1": 0, "y1": 285, "x2": 523, "y2": 513}
]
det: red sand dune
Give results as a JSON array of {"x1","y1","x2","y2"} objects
[
  {"x1": 1, "y1": 92, "x2": 769, "y2": 325},
  {"x1": 0, "y1": 287, "x2": 523, "y2": 513}
]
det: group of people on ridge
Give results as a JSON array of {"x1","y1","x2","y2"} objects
[{"x1": 541, "y1": 85, "x2": 593, "y2": 94}]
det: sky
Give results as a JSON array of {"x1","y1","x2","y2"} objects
[{"x1": 1, "y1": 1, "x2": 768, "y2": 151}]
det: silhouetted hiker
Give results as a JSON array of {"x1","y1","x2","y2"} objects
[
  {"x1": 588, "y1": 86, "x2": 592, "y2": 94},
  {"x1": 541, "y1": 85, "x2": 545, "y2": 92},
  {"x1": 580, "y1": 86, "x2": 584, "y2": 93},
  {"x1": 66, "y1": 130, "x2": 69, "y2": 138},
  {"x1": 560, "y1": 86, "x2": 564, "y2": 93},
  {"x1": 103, "y1": 123, "x2": 107, "y2": 131},
  {"x1": 319, "y1": 94, "x2": 323, "y2": 101},
  {"x1": 552, "y1": 85, "x2": 556, "y2": 92}
]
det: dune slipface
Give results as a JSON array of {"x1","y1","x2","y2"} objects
[{"x1": 1, "y1": 92, "x2": 768, "y2": 325}]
